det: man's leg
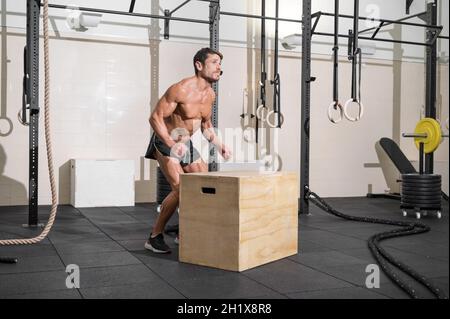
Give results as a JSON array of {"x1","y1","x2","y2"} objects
[
  {"x1": 152, "y1": 150, "x2": 184, "y2": 235},
  {"x1": 170, "y1": 159, "x2": 208, "y2": 245},
  {"x1": 145, "y1": 150, "x2": 183, "y2": 253}
]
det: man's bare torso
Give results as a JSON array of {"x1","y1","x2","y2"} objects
[{"x1": 165, "y1": 76, "x2": 215, "y2": 137}]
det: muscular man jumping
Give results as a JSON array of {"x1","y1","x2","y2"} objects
[{"x1": 145, "y1": 47, "x2": 232, "y2": 253}]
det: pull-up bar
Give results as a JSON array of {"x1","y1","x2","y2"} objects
[
  {"x1": 168, "y1": 0, "x2": 219, "y2": 14},
  {"x1": 312, "y1": 11, "x2": 443, "y2": 47},
  {"x1": 45, "y1": 3, "x2": 210, "y2": 25},
  {"x1": 318, "y1": 11, "x2": 442, "y2": 31},
  {"x1": 314, "y1": 31, "x2": 432, "y2": 47},
  {"x1": 358, "y1": 11, "x2": 427, "y2": 36},
  {"x1": 220, "y1": 11, "x2": 302, "y2": 24},
  {"x1": 130, "y1": 0, "x2": 218, "y2": 14}
]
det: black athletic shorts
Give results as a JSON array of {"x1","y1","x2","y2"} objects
[{"x1": 145, "y1": 132, "x2": 201, "y2": 167}]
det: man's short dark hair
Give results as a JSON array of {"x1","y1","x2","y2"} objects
[{"x1": 193, "y1": 47, "x2": 223, "y2": 75}]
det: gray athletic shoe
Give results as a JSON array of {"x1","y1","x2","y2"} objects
[{"x1": 145, "y1": 233, "x2": 170, "y2": 253}]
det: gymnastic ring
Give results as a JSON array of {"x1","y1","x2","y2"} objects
[
  {"x1": 266, "y1": 110, "x2": 284, "y2": 128},
  {"x1": 256, "y1": 104, "x2": 268, "y2": 121},
  {"x1": 327, "y1": 101, "x2": 343, "y2": 124},
  {"x1": 344, "y1": 98, "x2": 364, "y2": 122},
  {"x1": 0, "y1": 117, "x2": 13, "y2": 137}
]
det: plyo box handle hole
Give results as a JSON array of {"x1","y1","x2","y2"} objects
[{"x1": 201, "y1": 187, "x2": 216, "y2": 195}]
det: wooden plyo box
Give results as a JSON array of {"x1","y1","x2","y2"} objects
[{"x1": 179, "y1": 171, "x2": 298, "y2": 272}]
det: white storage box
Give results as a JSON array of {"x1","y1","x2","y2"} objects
[{"x1": 70, "y1": 159, "x2": 135, "y2": 207}]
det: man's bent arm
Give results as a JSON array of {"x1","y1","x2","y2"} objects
[
  {"x1": 201, "y1": 117, "x2": 222, "y2": 148},
  {"x1": 149, "y1": 85, "x2": 180, "y2": 148}
]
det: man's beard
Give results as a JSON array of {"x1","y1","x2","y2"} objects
[
  {"x1": 201, "y1": 70, "x2": 222, "y2": 83},
  {"x1": 205, "y1": 74, "x2": 219, "y2": 83}
]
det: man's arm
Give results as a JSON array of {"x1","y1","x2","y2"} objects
[
  {"x1": 149, "y1": 84, "x2": 180, "y2": 148},
  {"x1": 201, "y1": 114, "x2": 221, "y2": 147},
  {"x1": 201, "y1": 91, "x2": 220, "y2": 146},
  {"x1": 201, "y1": 106, "x2": 232, "y2": 160}
]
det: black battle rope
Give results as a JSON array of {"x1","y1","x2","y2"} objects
[{"x1": 306, "y1": 189, "x2": 448, "y2": 299}]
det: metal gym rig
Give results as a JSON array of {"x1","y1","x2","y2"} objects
[{"x1": 17, "y1": 0, "x2": 448, "y2": 226}]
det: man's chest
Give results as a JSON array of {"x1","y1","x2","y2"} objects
[{"x1": 176, "y1": 101, "x2": 211, "y2": 119}]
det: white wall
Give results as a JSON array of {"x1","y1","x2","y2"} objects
[{"x1": 0, "y1": 0, "x2": 449, "y2": 205}]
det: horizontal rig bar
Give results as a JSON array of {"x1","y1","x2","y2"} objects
[
  {"x1": 40, "y1": 4, "x2": 446, "y2": 45},
  {"x1": 45, "y1": 3, "x2": 210, "y2": 24},
  {"x1": 313, "y1": 31, "x2": 430, "y2": 46},
  {"x1": 358, "y1": 11, "x2": 427, "y2": 34},
  {"x1": 319, "y1": 12, "x2": 443, "y2": 30},
  {"x1": 220, "y1": 11, "x2": 302, "y2": 24}
]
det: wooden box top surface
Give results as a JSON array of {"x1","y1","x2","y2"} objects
[{"x1": 180, "y1": 171, "x2": 297, "y2": 179}]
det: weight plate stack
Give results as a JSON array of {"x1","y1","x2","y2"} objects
[
  {"x1": 157, "y1": 167, "x2": 171, "y2": 204},
  {"x1": 401, "y1": 173, "x2": 442, "y2": 210}
]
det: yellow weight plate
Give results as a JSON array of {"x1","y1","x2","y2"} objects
[{"x1": 414, "y1": 118, "x2": 442, "y2": 153}]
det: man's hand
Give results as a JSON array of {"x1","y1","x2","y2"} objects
[{"x1": 220, "y1": 144, "x2": 232, "y2": 161}]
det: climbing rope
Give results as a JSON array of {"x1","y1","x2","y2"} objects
[{"x1": 0, "y1": 0, "x2": 58, "y2": 248}]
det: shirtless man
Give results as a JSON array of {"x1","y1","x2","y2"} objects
[{"x1": 145, "y1": 47, "x2": 232, "y2": 253}]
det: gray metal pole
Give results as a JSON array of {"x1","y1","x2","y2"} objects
[
  {"x1": 208, "y1": 0, "x2": 220, "y2": 172},
  {"x1": 300, "y1": 0, "x2": 312, "y2": 215},
  {"x1": 26, "y1": 0, "x2": 41, "y2": 226},
  {"x1": 425, "y1": 1, "x2": 438, "y2": 174}
]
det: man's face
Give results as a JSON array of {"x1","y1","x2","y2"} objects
[{"x1": 197, "y1": 54, "x2": 222, "y2": 82}]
